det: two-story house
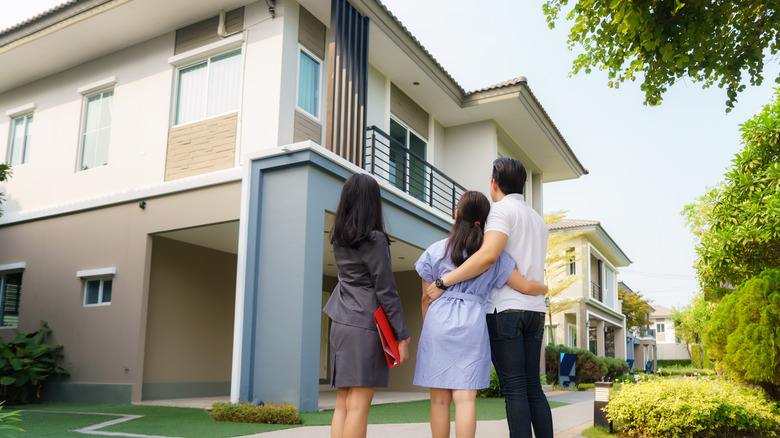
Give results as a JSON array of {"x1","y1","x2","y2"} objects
[
  {"x1": 651, "y1": 304, "x2": 688, "y2": 360},
  {"x1": 546, "y1": 220, "x2": 630, "y2": 359},
  {"x1": 0, "y1": 0, "x2": 586, "y2": 411}
]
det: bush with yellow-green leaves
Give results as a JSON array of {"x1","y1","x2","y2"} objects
[
  {"x1": 211, "y1": 402, "x2": 301, "y2": 425},
  {"x1": 606, "y1": 377, "x2": 780, "y2": 437}
]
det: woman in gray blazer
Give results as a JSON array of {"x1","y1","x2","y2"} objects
[{"x1": 323, "y1": 173, "x2": 410, "y2": 438}]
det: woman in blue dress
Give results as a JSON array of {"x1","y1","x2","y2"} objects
[{"x1": 414, "y1": 191, "x2": 548, "y2": 438}]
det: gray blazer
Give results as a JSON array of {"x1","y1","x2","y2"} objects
[{"x1": 323, "y1": 230, "x2": 410, "y2": 342}]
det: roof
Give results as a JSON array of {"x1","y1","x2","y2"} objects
[
  {"x1": 0, "y1": 1, "x2": 76, "y2": 34},
  {"x1": 547, "y1": 219, "x2": 600, "y2": 230},
  {"x1": 651, "y1": 305, "x2": 674, "y2": 318}
]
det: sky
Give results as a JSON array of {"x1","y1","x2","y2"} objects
[{"x1": 2, "y1": 1, "x2": 777, "y2": 309}]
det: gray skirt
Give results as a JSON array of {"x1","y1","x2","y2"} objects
[{"x1": 330, "y1": 321, "x2": 389, "y2": 388}]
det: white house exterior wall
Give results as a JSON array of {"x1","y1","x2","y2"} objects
[{"x1": 443, "y1": 120, "x2": 496, "y2": 195}]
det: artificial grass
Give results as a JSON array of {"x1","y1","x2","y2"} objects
[
  {"x1": 6, "y1": 398, "x2": 569, "y2": 437},
  {"x1": 300, "y1": 398, "x2": 568, "y2": 425}
]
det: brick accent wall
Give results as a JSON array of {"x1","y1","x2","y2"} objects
[{"x1": 165, "y1": 113, "x2": 237, "y2": 181}]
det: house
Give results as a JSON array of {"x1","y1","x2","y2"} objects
[
  {"x1": 620, "y1": 282, "x2": 657, "y2": 371},
  {"x1": 0, "y1": 0, "x2": 586, "y2": 412},
  {"x1": 651, "y1": 304, "x2": 689, "y2": 360},
  {"x1": 546, "y1": 220, "x2": 630, "y2": 359}
]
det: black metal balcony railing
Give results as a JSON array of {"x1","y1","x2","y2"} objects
[
  {"x1": 365, "y1": 126, "x2": 465, "y2": 218},
  {"x1": 590, "y1": 281, "x2": 602, "y2": 301}
]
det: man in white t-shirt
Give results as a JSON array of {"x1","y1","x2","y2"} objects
[{"x1": 427, "y1": 157, "x2": 553, "y2": 438}]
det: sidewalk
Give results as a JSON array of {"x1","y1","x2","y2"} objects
[{"x1": 238, "y1": 390, "x2": 594, "y2": 438}]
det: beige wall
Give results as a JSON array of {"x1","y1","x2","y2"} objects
[
  {"x1": 0, "y1": 182, "x2": 241, "y2": 401},
  {"x1": 388, "y1": 270, "x2": 426, "y2": 393},
  {"x1": 143, "y1": 236, "x2": 235, "y2": 384}
]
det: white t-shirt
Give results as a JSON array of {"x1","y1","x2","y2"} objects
[{"x1": 484, "y1": 193, "x2": 548, "y2": 313}]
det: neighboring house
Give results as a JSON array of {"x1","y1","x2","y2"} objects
[
  {"x1": 0, "y1": 0, "x2": 586, "y2": 412},
  {"x1": 620, "y1": 282, "x2": 657, "y2": 371},
  {"x1": 546, "y1": 220, "x2": 630, "y2": 359},
  {"x1": 651, "y1": 304, "x2": 689, "y2": 360}
]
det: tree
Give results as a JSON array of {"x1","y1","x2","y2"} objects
[
  {"x1": 0, "y1": 163, "x2": 11, "y2": 217},
  {"x1": 542, "y1": 0, "x2": 780, "y2": 110},
  {"x1": 672, "y1": 292, "x2": 714, "y2": 367},
  {"x1": 682, "y1": 89, "x2": 780, "y2": 299},
  {"x1": 705, "y1": 268, "x2": 780, "y2": 400},
  {"x1": 544, "y1": 211, "x2": 583, "y2": 344},
  {"x1": 618, "y1": 286, "x2": 653, "y2": 331}
]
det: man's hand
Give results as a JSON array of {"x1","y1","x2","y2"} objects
[
  {"x1": 425, "y1": 282, "x2": 445, "y2": 302},
  {"x1": 397, "y1": 338, "x2": 410, "y2": 365}
]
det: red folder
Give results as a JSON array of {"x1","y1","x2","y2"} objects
[{"x1": 374, "y1": 306, "x2": 400, "y2": 368}]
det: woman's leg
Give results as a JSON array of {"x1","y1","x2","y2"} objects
[
  {"x1": 452, "y1": 389, "x2": 478, "y2": 438},
  {"x1": 342, "y1": 386, "x2": 375, "y2": 438},
  {"x1": 331, "y1": 387, "x2": 349, "y2": 438},
  {"x1": 429, "y1": 388, "x2": 453, "y2": 438}
]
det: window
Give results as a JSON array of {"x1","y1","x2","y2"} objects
[
  {"x1": 79, "y1": 90, "x2": 114, "y2": 170},
  {"x1": 545, "y1": 325, "x2": 557, "y2": 345},
  {"x1": 567, "y1": 248, "x2": 576, "y2": 275},
  {"x1": 657, "y1": 323, "x2": 665, "y2": 333},
  {"x1": 389, "y1": 118, "x2": 427, "y2": 201},
  {"x1": 84, "y1": 278, "x2": 112, "y2": 306},
  {"x1": 7, "y1": 114, "x2": 32, "y2": 166},
  {"x1": 175, "y1": 49, "x2": 242, "y2": 126},
  {"x1": 77, "y1": 267, "x2": 115, "y2": 307},
  {"x1": 0, "y1": 271, "x2": 22, "y2": 327},
  {"x1": 567, "y1": 324, "x2": 577, "y2": 348},
  {"x1": 297, "y1": 46, "x2": 321, "y2": 119}
]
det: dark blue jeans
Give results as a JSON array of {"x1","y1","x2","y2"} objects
[{"x1": 487, "y1": 310, "x2": 553, "y2": 438}]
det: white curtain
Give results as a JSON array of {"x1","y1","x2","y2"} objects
[
  {"x1": 176, "y1": 62, "x2": 208, "y2": 125},
  {"x1": 207, "y1": 49, "x2": 241, "y2": 117},
  {"x1": 297, "y1": 50, "x2": 320, "y2": 117}
]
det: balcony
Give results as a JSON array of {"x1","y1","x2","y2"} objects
[
  {"x1": 365, "y1": 126, "x2": 465, "y2": 218},
  {"x1": 590, "y1": 281, "x2": 602, "y2": 301}
]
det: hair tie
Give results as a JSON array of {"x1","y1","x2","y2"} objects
[{"x1": 471, "y1": 221, "x2": 481, "y2": 228}]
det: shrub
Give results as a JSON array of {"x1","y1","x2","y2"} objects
[
  {"x1": 211, "y1": 402, "x2": 301, "y2": 425},
  {"x1": 0, "y1": 321, "x2": 69, "y2": 404},
  {"x1": 656, "y1": 366, "x2": 716, "y2": 377},
  {"x1": 598, "y1": 356, "x2": 628, "y2": 381},
  {"x1": 0, "y1": 402, "x2": 23, "y2": 433},
  {"x1": 544, "y1": 344, "x2": 607, "y2": 385},
  {"x1": 606, "y1": 377, "x2": 780, "y2": 438},
  {"x1": 577, "y1": 383, "x2": 595, "y2": 391},
  {"x1": 477, "y1": 367, "x2": 502, "y2": 398},
  {"x1": 705, "y1": 268, "x2": 780, "y2": 400},
  {"x1": 657, "y1": 359, "x2": 692, "y2": 368}
]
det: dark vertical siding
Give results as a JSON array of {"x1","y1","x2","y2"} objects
[
  {"x1": 326, "y1": 0, "x2": 369, "y2": 167},
  {"x1": 174, "y1": 7, "x2": 244, "y2": 55}
]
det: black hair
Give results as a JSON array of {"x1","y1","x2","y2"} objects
[
  {"x1": 491, "y1": 157, "x2": 527, "y2": 195},
  {"x1": 444, "y1": 191, "x2": 491, "y2": 266},
  {"x1": 330, "y1": 173, "x2": 389, "y2": 248}
]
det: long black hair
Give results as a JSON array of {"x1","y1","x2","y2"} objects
[
  {"x1": 444, "y1": 190, "x2": 491, "y2": 266},
  {"x1": 330, "y1": 173, "x2": 389, "y2": 248}
]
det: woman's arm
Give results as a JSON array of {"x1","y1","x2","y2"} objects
[
  {"x1": 421, "y1": 279, "x2": 431, "y2": 319},
  {"x1": 506, "y1": 269, "x2": 548, "y2": 296},
  {"x1": 425, "y1": 230, "x2": 509, "y2": 301}
]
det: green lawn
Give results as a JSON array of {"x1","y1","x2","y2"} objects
[{"x1": 6, "y1": 399, "x2": 568, "y2": 437}]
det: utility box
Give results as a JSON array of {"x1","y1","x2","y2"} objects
[
  {"x1": 559, "y1": 353, "x2": 577, "y2": 387},
  {"x1": 594, "y1": 381, "x2": 613, "y2": 431}
]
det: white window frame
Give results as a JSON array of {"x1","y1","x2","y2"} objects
[
  {"x1": 0, "y1": 263, "x2": 25, "y2": 328},
  {"x1": 5, "y1": 103, "x2": 36, "y2": 166},
  {"x1": 545, "y1": 323, "x2": 558, "y2": 345},
  {"x1": 567, "y1": 324, "x2": 577, "y2": 348},
  {"x1": 388, "y1": 116, "x2": 429, "y2": 199},
  {"x1": 170, "y1": 45, "x2": 243, "y2": 128},
  {"x1": 77, "y1": 78, "x2": 116, "y2": 172},
  {"x1": 77, "y1": 267, "x2": 115, "y2": 307},
  {"x1": 295, "y1": 44, "x2": 323, "y2": 122}
]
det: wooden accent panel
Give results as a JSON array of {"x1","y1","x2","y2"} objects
[
  {"x1": 299, "y1": 7, "x2": 326, "y2": 59},
  {"x1": 165, "y1": 113, "x2": 237, "y2": 181},
  {"x1": 326, "y1": 0, "x2": 369, "y2": 168},
  {"x1": 294, "y1": 112, "x2": 323, "y2": 144},
  {"x1": 174, "y1": 7, "x2": 244, "y2": 55},
  {"x1": 391, "y1": 83, "x2": 429, "y2": 139}
]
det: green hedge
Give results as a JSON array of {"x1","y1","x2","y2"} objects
[
  {"x1": 656, "y1": 366, "x2": 716, "y2": 377},
  {"x1": 544, "y1": 344, "x2": 607, "y2": 384},
  {"x1": 598, "y1": 356, "x2": 628, "y2": 381},
  {"x1": 606, "y1": 378, "x2": 780, "y2": 437},
  {"x1": 211, "y1": 402, "x2": 301, "y2": 425},
  {"x1": 656, "y1": 359, "x2": 692, "y2": 368}
]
